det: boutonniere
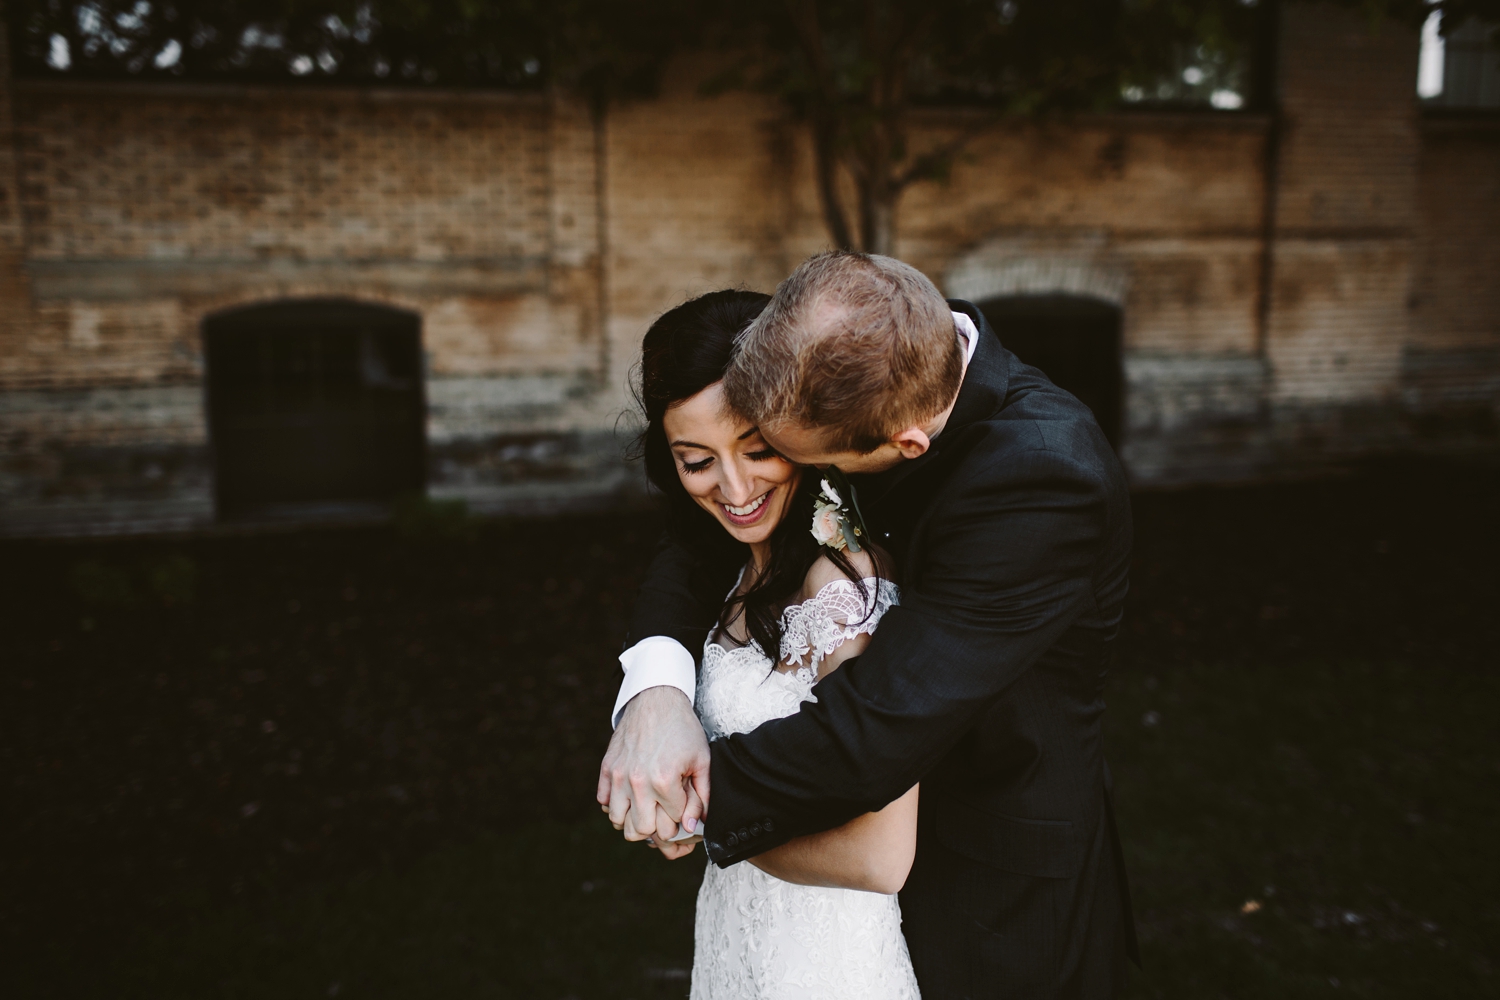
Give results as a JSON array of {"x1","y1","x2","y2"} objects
[{"x1": 809, "y1": 467, "x2": 869, "y2": 553}]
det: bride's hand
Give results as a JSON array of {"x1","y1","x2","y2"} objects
[{"x1": 646, "y1": 781, "x2": 707, "y2": 859}]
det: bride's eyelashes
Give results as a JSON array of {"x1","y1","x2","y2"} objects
[{"x1": 677, "y1": 447, "x2": 777, "y2": 475}]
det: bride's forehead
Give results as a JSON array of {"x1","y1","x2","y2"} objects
[{"x1": 664, "y1": 386, "x2": 757, "y2": 439}]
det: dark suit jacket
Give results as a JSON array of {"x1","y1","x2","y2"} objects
[{"x1": 626, "y1": 301, "x2": 1138, "y2": 997}]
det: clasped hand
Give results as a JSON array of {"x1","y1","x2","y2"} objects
[{"x1": 596, "y1": 685, "x2": 711, "y2": 859}]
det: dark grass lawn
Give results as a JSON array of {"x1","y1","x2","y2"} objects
[{"x1": 2, "y1": 458, "x2": 1496, "y2": 998}]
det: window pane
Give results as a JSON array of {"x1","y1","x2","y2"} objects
[{"x1": 1422, "y1": 17, "x2": 1500, "y2": 108}]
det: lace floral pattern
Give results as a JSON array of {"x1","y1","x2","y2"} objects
[
  {"x1": 779, "y1": 577, "x2": 899, "y2": 684},
  {"x1": 691, "y1": 575, "x2": 919, "y2": 1000}
]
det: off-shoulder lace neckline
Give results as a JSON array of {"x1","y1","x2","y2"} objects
[
  {"x1": 777, "y1": 576, "x2": 897, "y2": 682},
  {"x1": 705, "y1": 573, "x2": 892, "y2": 660}
]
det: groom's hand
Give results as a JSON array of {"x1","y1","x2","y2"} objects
[{"x1": 597, "y1": 685, "x2": 710, "y2": 845}]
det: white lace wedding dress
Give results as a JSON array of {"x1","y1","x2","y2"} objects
[{"x1": 690, "y1": 574, "x2": 921, "y2": 1000}]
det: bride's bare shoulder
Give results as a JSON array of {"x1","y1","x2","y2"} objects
[{"x1": 798, "y1": 546, "x2": 885, "y2": 602}]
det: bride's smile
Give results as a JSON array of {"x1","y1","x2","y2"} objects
[
  {"x1": 720, "y1": 488, "x2": 772, "y2": 524},
  {"x1": 663, "y1": 380, "x2": 802, "y2": 549}
]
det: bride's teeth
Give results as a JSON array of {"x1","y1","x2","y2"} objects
[{"x1": 724, "y1": 492, "x2": 769, "y2": 516}]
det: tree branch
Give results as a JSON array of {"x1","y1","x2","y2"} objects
[
  {"x1": 892, "y1": 112, "x2": 1002, "y2": 192},
  {"x1": 784, "y1": 0, "x2": 840, "y2": 107},
  {"x1": 813, "y1": 120, "x2": 856, "y2": 250},
  {"x1": 785, "y1": 0, "x2": 855, "y2": 249}
]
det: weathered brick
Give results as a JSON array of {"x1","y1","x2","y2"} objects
[{"x1": 0, "y1": 3, "x2": 1495, "y2": 535}]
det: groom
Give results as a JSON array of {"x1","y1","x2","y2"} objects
[{"x1": 599, "y1": 251, "x2": 1138, "y2": 996}]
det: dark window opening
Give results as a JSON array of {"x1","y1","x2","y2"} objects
[
  {"x1": 1421, "y1": 16, "x2": 1500, "y2": 109},
  {"x1": 976, "y1": 294, "x2": 1124, "y2": 449},
  {"x1": 204, "y1": 299, "x2": 426, "y2": 519}
]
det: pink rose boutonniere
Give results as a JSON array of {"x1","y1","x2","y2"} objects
[{"x1": 810, "y1": 472, "x2": 866, "y2": 553}]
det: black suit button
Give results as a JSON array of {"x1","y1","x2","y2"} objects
[
  {"x1": 738, "y1": 827, "x2": 750, "y2": 842},
  {"x1": 725, "y1": 833, "x2": 738, "y2": 847},
  {"x1": 750, "y1": 823, "x2": 762, "y2": 837},
  {"x1": 708, "y1": 841, "x2": 721, "y2": 853},
  {"x1": 763, "y1": 818, "x2": 775, "y2": 833}
]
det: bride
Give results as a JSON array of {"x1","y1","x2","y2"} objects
[{"x1": 632, "y1": 290, "x2": 921, "y2": 999}]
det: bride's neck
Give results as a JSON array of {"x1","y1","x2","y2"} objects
[{"x1": 747, "y1": 541, "x2": 773, "y2": 581}]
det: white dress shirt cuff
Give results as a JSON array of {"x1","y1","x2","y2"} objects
[{"x1": 611, "y1": 635, "x2": 697, "y2": 729}]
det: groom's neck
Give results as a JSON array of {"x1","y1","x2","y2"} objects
[{"x1": 918, "y1": 348, "x2": 972, "y2": 445}]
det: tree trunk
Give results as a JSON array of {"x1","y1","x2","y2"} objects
[
  {"x1": 789, "y1": 0, "x2": 910, "y2": 256},
  {"x1": 812, "y1": 115, "x2": 856, "y2": 251},
  {"x1": 808, "y1": 144, "x2": 900, "y2": 255},
  {"x1": 858, "y1": 177, "x2": 897, "y2": 257}
]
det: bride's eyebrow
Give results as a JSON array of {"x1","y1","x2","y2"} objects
[{"x1": 670, "y1": 427, "x2": 758, "y2": 449}]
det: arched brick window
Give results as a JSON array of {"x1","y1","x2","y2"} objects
[{"x1": 203, "y1": 299, "x2": 425, "y2": 519}]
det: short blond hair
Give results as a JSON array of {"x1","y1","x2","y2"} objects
[{"x1": 724, "y1": 252, "x2": 963, "y2": 453}]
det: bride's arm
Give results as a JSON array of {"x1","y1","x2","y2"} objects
[
  {"x1": 747, "y1": 614, "x2": 919, "y2": 894},
  {"x1": 748, "y1": 782, "x2": 918, "y2": 894}
]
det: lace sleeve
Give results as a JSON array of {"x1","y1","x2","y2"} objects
[{"x1": 779, "y1": 577, "x2": 900, "y2": 681}]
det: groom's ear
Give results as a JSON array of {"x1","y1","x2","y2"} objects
[{"x1": 889, "y1": 427, "x2": 932, "y2": 460}]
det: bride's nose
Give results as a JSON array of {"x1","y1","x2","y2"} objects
[{"x1": 719, "y1": 459, "x2": 756, "y2": 507}]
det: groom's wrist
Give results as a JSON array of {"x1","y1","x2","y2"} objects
[
  {"x1": 612, "y1": 636, "x2": 697, "y2": 728},
  {"x1": 620, "y1": 684, "x2": 692, "y2": 719}
]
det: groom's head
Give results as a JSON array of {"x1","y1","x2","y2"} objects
[{"x1": 724, "y1": 251, "x2": 965, "y2": 474}]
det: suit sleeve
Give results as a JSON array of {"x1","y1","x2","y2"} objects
[
  {"x1": 703, "y1": 442, "x2": 1110, "y2": 866},
  {"x1": 626, "y1": 531, "x2": 740, "y2": 662}
]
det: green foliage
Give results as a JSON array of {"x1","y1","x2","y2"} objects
[
  {"x1": 2, "y1": 0, "x2": 699, "y2": 100},
  {"x1": 7, "y1": 0, "x2": 533, "y2": 86},
  {"x1": 4, "y1": 0, "x2": 1257, "y2": 104},
  {"x1": 7, "y1": 0, "x2": 1484, "y2": 101}
]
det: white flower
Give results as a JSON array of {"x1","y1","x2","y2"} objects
[
  {"x1": 819, "y1": 479, "x2": 842, "y2": 507},
  {"x1": 810, "y1": 503, "x2": 846, "y2": 550}
]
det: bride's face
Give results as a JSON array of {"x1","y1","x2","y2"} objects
[{"x1": 663, "y1": 381, "x2": 802, "y2": 547}]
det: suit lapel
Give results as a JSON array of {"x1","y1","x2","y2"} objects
[{"x1": 945, "y1": 300, "x2": 1010, "y2": 431}]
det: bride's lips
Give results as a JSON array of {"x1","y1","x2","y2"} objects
[{"x1": 719, "y1": 488, "x2": 774, "y2": 527}]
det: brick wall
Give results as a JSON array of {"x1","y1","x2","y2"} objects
[
  {"x1": 1, "y1": 2, "x2": 1496, "y2": 535},
  {"x1": 1406, "y1": 117, "x2": 1500, "y2": 443},
  {"x1": 601, "y1": 87, "x2": 1279, "y2": 485},
  {"x1": 5, "y1": 82, "x2": 596, "y2": 388},
  {"x1": 1266, "y1": 2, "x2": 1420, "y2": 414},
  {"x1": 898, "y1": 112, "x2": 1273, "y2": 483},
  {"x1": 0, "y1": 79, "x2": 620, "y2": 532},
  {"x1": 0, "y1": 18, "x2": 30, "y2": 346}
]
